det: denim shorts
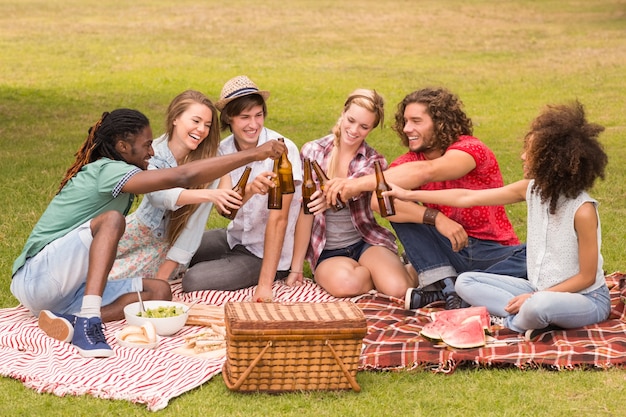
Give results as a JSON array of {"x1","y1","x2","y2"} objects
[
  {"x1": 11, "y1": 220, "x2": 142, "y2": 316},
  {"x1": 318, "y1": 239, "x2": 372, "y2": 265}
]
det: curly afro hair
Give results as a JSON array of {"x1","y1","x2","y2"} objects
[{"x1": 525, "y1": 101, "x2": 607, "y2": 214}]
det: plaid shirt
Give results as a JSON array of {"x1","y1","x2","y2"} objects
[{"x1": 301, "y1": 135, "x2": 398, "y2": 270}]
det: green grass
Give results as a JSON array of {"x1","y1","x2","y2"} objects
[{"x1": 1, "y1": 0, "x2": 625, "y2": 415}]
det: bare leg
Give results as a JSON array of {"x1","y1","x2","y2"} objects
[
  {"x1": 314, "y1": 257, "x2": 374, "y2": 298},
  {"x1": 85, "y1": 211, "x2": 171, "y2": 322},
  {"x1": 359, "y1": 246, "x2": 413, "y2": 299},
  {"x1": 101, "y1": 279, "x2": 171, "y2": 322},
  {"x1": 84, "y1": 211, "x2": 127, "y2": 297}
]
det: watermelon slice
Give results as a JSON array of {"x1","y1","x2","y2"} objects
[
  {"x1": 431, "y1": 306, "x2": 491, "y2": 332},
  {"x1": 440, "y1": 316, "x2": 486, "y2": 349},
  {"x1": 419, "y1": 306, "x2": 492, "y2": 345},
  {"x1": 420, "y1": 319, "x2": 450, "y2": 341}
]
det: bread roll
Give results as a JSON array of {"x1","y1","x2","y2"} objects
[
  {"x1": 141, "y1": 322, "x2": 157, "y2": 343},
  {"x1": 118, "y1": 325, "x2": 143, "y2": 341}
]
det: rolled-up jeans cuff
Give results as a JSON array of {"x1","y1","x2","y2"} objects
[{"x1": 418, "y1": 266, "x2": 457, "y2": 288}]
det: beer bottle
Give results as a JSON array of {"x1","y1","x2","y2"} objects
[
  {"x1": 277, "y1": 138, "x2": 295, "y2": 194},
  {"x1": 267, "y1": 158, "x2": 283, "y2": 210},
  {"x1": 311, "y1": 160, "x2": 345, "y2": 212},
  {"x1": 222, "y1": 166, "x2": 252, "y2": 220},
  {"x1": 374, "y1": 160, "x2": 395, "y2": 217},
  {"x1": 301, "y1": 158, "x2": 316, "y2": 215}
]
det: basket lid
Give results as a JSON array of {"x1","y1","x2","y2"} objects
[{"x1": 224, "y1": 302, "x2": 366, "y2": 335}]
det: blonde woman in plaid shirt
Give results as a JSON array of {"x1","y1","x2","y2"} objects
[{"x1": 286, "y1": 89, "x2": 413, "y2": 298}]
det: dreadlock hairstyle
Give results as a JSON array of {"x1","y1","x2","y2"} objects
[
  {"x1": 525, "y1": 100, "x2": 607, "y2": 215},
  {"x1": 393, "y1": 87, "x2": 473, "y2": 152},
  {"x1": 58, "y1": 109, "x2": 150, "y2": 193},
  {"x1": 164, "y1": 90, "x2": 220, "y2": 244},
  {"x1": 327, "y1": 89, "x2": 385, "y2": 178}
]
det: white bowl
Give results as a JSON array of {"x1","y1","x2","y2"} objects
[{"x1": 124, "y1": 300, "x2": 189, "y2": 336}]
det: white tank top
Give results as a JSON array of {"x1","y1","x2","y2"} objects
[{"x1": 525, "y1": 180, "x2": 604, "y2": 292}]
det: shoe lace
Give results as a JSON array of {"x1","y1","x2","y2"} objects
[
  {"x1": 445, "y1": 293, "x2": 463, "y2": 310},
  {"x1": 420, "y1": 291, "x2": 443, "y2": 307},
  {"x1": 85, "y1": 320, "x2": 107, "y2": 343}
]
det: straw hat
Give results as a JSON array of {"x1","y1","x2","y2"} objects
[{"x1": 215, "y1": 75, "x2": 270, "y2": 111}]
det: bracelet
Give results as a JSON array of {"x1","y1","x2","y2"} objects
[
  {"x1": 289, "y1": 269, "x2": 303, "y2": 274},
  {"x1": 423, "y1": 207, "x2": 439, "y2": 226}
]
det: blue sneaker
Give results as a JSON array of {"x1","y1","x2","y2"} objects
[
  {"x1": 72, "y1": 316, "x2": 114, "y2": 358},
  {"x1": 38, "y1": 310, "x2": 77, "y2": 343}
]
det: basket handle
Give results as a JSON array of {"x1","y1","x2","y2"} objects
[
  {"x1": 325, "y1": 340, "x2": 361, "y2": 392},
  {"x1": 224, "y1": 340, "x2": 273, "y2": 391}
]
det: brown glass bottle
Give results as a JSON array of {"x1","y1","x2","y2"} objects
[
  {"x1": 301, "y1": 158, "x2": 316, "y2": 215},
  {"x1": 311, "y1": 160, "x2": 345, "y2": 212},
  {"x1": 277, "y1": 138, "x2": 295, "y2": 194},
  {"x1": 267, "y1": 158, "x2": 283, "y2": 210},
  {"x1": 222, "y1": 166, "x2": 252, "y2": 220},
  {"x1": 374, "y1": 160, "x2": 395, "y2": 217}
]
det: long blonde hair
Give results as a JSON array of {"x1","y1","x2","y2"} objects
[
  {"x1": 165, "y1": 90, "x2": 220, "y2": 244},
  {"x1": 327, "y1": 89, "x2": 384, "y2": 178}
]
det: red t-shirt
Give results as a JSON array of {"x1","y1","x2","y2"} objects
[{"x1": 390, "y1": 135, "x2": 520, "y2": 246}]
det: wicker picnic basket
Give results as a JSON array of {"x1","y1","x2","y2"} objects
[{"x1": 222, "y1": 301, "x2": 367, "y2": 393}]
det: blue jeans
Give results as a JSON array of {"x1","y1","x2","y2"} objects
[
  {"x1": 391, "y1": 222, "x2": 527, "y2": 288},
  {"x1": 456, "y1": 271, "x2": 611, "y2": 332}
]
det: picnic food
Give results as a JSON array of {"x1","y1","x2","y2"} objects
[
  {"x1": 185, "y1": 303, "x2": 225, "y2": 327},
  {"x1": 440, "y1": 316, "x2": 486, "y2": 349},
  {"x1": 181, "y1": 325, "x2": 226, "y2": 354},
  {"x1": 118, "y1": 322, "x2": 158, "y2": 344},
  {"x1": 420, "y1": 306, "x2": 491, "y2": 348},
  {"x1": 137, "y1": 305, "x2": 185, "y2": 318},
  {"x1": 125, "y1": 300, "x2": 189, "y2": 336},
  {"x1": 430, "y1": 306, "x2": 491, "y2": 331},
  {"x1": 172, "y1": 325, "x2": 226, "y2": 359}
]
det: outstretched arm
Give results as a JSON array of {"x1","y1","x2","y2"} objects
[
  {"x1": 325, "y1": 149, "x2": 477, "y2": 202},
  {"x1": 384, "y1": 179, "x2": 530, "y2": 208},
  {"x1": 285, "y1": 190, "x2": 323, "y2": 287},
  {"x1": 121, "y1": 140, "x2": 285, "y2": 195},
  {"x1": 253, "y1": 192, "x2": 295, "y2": 302}
]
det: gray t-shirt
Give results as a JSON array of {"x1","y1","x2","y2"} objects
[{"x1": 324, "y1": 207, "x2": 361, "y2": 250}]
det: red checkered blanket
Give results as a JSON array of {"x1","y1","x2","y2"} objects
[
  {"x1": 357, "y1": 271, "x2": 626, "y2": 373},
  {"x1": 1, "y1": 272, "x2": 624, "y2": 410}
]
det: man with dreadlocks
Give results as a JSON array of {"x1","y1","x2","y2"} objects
[{"x1": 11, "y1": 108, "x2": 285, "y2": 358}]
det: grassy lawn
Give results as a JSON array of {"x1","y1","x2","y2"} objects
[{"x1": 1, "y1": 0, "x2": 625, "y2": 415}]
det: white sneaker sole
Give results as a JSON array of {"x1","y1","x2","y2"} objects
[
  {"x1": 75, "y1": 346, "x2": 114, "y2": 358},
  {"x1": 404, "y1": 287, "x2": 416, "y2": 310}
]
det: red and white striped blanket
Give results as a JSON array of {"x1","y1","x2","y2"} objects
[
  {"x1": 1, "y1": 272, "x2": 625, "y2": 411},
  {"x1": 0, "y1": 280, "x2": 349, "y2": 411}
]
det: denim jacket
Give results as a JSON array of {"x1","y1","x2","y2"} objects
[{"x1": 134, "y1": 134, "x2": 216, "y2": 266}]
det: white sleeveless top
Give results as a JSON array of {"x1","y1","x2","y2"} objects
[{"x1": 526, "y1": 180, "x2": 604, "y2": 292}]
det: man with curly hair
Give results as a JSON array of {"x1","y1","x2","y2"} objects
[{"x1": 325, "y1": 87, "x2": 526, "y2": 310}]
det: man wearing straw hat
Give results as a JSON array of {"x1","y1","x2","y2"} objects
[{"x1": 182, "y1": 76, "x2": 302, "y2": 302}]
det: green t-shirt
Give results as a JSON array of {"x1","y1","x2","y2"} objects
[{"x1": 12, "y1": 158, "x2": 141, "y2": 275}]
